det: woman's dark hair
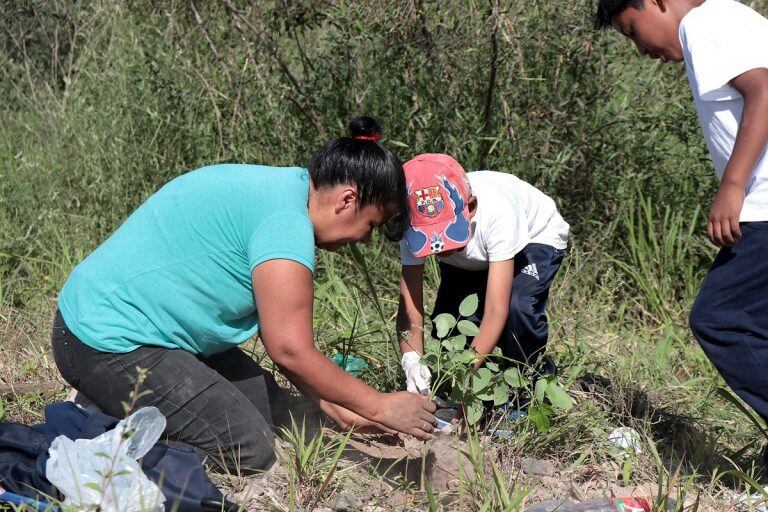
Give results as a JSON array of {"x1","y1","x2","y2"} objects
[
  {"x1": 307, "y1": 116, "x2": 409, "y2": 241},
  {"x1": 594, "y1": 0, "x2": 644, "y2": 30}
]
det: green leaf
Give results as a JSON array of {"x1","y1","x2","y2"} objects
[
  {"x1": 476, "y1": 389, "x2": 496, "y2": 401},
  {"x1": 458, "y1": 293, "x2": 479, "y2": 317},
  {"x1": 84, "y1": 483, "x2": 103, "y2": 493},
  {"x1": 465, "y1": 402, "x2": 484, "y2": 425},
  {"x1": 434, "y1": 313, "x2": 457, "y2": 338},
  {"x1": 485, "y1": 361, "x2": 499, "y2": 373},
  {"x1": 526, "y1": 404, "x2": 552, "y2": 433},
  {"x1": 457, "y1": 319, "x2": 480, "y2": 336},
  {"x1": 449, "y1": 334, "x2": 468, "y2": 351},
  {"x1": 472, "y1": 368, "x2": 493, "y2": 392},
  {"x1": 504, "y1": 367, "x2": 526, "y2": 388},
  {"x1": 534, "y1": 378, "x2": 548, "y2": 403},
  {"x1": 493, "y1": 383, "x2": 510, "y2": 406},
  {"x1": 422, "y1": 353, "x2": 438, "y2": 367},
  {"x1": 458, "y1": 349, "x2": 478, "y2": 364},
  {"x1": 545, "y1": 381, "x2": 573, "y2": 410},
  {"x1": 425, "y1": 339, "x2": 440, "y2": 354},
  {"x1": 716, "y1": 387, "x2": 768, "y2": 439},
  {"x1": 449, "y1": 386, "x2": 466, "y2": 403},
  {"x1": 0, "y1": 397, "x2": 5, "y2": 422}
]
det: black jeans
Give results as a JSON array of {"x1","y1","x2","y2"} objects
[
  {"x1": 690, "y1": 222, "x2": 768, "y2": 422},
  {"x1": 432, "y1": 243, "x2": 565, "y2": 367},
  {"x1": 51, "y1": 309, "x2": 285, "y2": 474}
]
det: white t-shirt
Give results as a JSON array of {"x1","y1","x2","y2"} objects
[
  {"x1": 400, "y1": 171, "x2": 569, "y2": 270},
  {"x1": 679, "y1": 0, "x2": 768, "y2": 222}
]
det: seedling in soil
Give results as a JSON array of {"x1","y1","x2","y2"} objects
[{"x1": 421, "y1": 293, "x2": 572, "y2": 430}]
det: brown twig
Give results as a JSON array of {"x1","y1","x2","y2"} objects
[
  {"x1": 0, "y1": 381, "x2": 63, "y2": 399},
  {"x1": 478, "y1": 0, "x2": 501, "y2": 170},
  {"x1": 219, "y1": 0, "x2": 327, "y2": 139}
]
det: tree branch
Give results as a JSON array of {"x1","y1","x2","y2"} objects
[{"x1": 219, "y1": 0, "x2": 327, "y2": 139}]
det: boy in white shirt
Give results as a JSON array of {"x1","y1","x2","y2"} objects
[
  {"x1": 396, "y1": 154, "x2": 569, "y2": 396},
  {"x1": 595, "y1": 0, "x2": 768, "y2": 429}
]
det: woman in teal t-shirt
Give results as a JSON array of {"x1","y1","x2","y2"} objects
[{"x1": 51, "y1": 117, "x2": 437, "y2": 473}]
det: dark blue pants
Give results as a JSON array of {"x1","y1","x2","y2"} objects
[
  {"x1": 431, "y1": 243, "x2": 565, "y2": 366},
  {"x1": 690, "y1": 222, "x2": 768, "y2": 421}
]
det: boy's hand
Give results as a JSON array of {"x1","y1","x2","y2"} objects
[
  {"x1": 708, "y1": 182, "x2": 744, "y2": 247},
  {"x1": 375, "y1": 392, "x2": 436, "y2": 440},
  {"x1": 401, "y1": 351, "x2": 432, "y2": 394}
]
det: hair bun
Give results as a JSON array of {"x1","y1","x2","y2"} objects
[{"x1": 348, "y1": 116, "x2": 382, "y2": 142}]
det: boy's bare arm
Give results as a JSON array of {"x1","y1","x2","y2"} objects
[
  {"x1": 471, "y1": 259, "x2": 514, "y2": 367},
  {"x1": 709, "y1": 67, "x2": 768, "y2": 247},
  {"x1": 397, "y1": 264, "x2": 426, "y2": 355}
]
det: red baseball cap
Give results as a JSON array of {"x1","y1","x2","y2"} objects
[{"x1": 402, "y1": 154, "x2": 473, "y2": 258}]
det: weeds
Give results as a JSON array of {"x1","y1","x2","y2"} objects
[
  {"x1": 279, "y1": 417, "x2": 352, "y2": 511},
  {"x1": 424, "y1": 293, "x2": 572, "y2": 429},
  {"x1": 2, "y1": 0, "x2": 768, "y2": 510},
  {"x1": 612, "y1": 192, "x2": 711, "y2": 327},
  {"x1": 455, "y1": 427, "x2": 529, "y2": 512}
]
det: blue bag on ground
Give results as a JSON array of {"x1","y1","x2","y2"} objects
[{"x1": 0, "y1": 401, "x2": 223, "y2": 512}]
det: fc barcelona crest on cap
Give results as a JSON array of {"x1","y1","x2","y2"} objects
[
  {"x1": 415, "y1": 186, "x2": 444, "y2": 218},
  {"x1": 403, "y1": 154, "x2": 474, "y2": 259}
]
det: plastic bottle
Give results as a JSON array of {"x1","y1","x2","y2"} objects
[{"x1": 524, "y1": 497, "x2": 676, "y2": 512}]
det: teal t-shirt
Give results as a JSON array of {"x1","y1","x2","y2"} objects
[{"x1": 58, "y1": 164, "x2": 315, "y2": 357}]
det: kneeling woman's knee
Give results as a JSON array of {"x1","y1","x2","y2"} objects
[
  {"x1": 236, "y1": 431, "x2": 276, "y2": 474},
  {"x1": 208, "y1": 428, "x2": 276, "y2": 475}
]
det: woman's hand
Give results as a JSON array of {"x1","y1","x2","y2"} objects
[{"x1": 374, "y1": 391, "x2": 437, "y2": 440}]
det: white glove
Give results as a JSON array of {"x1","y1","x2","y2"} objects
[{"x1": 401, "y1": 351, "x2": 432, "y2": 395}]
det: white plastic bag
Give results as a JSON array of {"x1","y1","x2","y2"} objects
[
  {"x1": 46, "y1": 406, "x2": 167, "y2": 512},
  {"x1": 608, "y1": 426, "x2": 642, "y2": 454}
]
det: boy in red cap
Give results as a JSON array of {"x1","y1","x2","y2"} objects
[{"x1": 396, "y1": 154, "x2": 569, "y2": 398}]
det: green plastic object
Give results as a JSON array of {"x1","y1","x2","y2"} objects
[{"x1": 331, "y1": 354, "x2": 369, "y2": 376}]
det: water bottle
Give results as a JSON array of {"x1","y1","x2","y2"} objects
[{"x1": 524, "y1": 497, "x2": 676, "y2": 511}]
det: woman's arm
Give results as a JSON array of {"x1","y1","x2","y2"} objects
[
  {"x1": 470, "y1": 259, "x2": 515, "y2": 367},
  {"x1": 252, "y1": 259, "x2": 436, "y2": 439}
]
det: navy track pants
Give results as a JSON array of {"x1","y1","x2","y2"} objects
[
  {"x1": 431, "y1": 243, "x2": 565, "y2": 366},
  {"x1": 690, "y1": 222, "x2": 768, "y2": 421}
]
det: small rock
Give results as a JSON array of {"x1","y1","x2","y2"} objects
[
  {"x1": 521, "y1": 457, "x2": 557, "y2": 477},
  {"x1": 232, "y1": 482, "x2": 264, "y2": 502},
  {"x1": 333, "y1": 490, "x2": 364, "y2": 511}
]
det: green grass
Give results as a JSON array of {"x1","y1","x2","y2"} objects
[{"x1": 3, "y1": 0, "x2": 768, "y2": 510}]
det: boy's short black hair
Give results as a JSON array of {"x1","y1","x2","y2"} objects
[{"x1": 594, "y1": 0, "x2": 645, "y2": 30}]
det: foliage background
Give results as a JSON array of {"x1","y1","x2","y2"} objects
[
  {"x1": 1, "y1": 0, "x2": 767, "y2": 486},
  {"x1": 0, "y1": 0, "x2": 719, "y2": 311}
]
